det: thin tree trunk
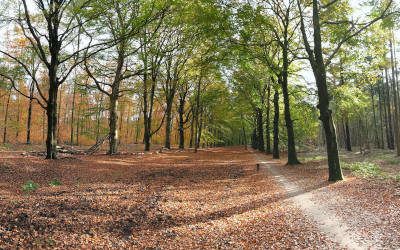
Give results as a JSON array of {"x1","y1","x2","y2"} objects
[
  {"x1": 378, "y1": 78, "x2": 385, "y2": 148},
  {"x1": 3, "y1": 90, "x2": 11, "y2": 144},
  {"x1": 385, "y1": 68, "x2": 394, "y2": 149},
  {"x1": 273, "y1": 90, "x2": 280, "y2": 159},
  {"x1": 370, "y1": 86, "x2": 379, "y2": 148},
  {"x1": 256, "y1": 108, "x2": 264, "y2": 151},
  {"x1": 15, "y1": 93, "x2": 20, "y2": 141},
  {"x1": 390, "y1": 39, "x2": 400, "y2": 155},
  {"x1": 194, "y1": 75, "x2": 202, "y2": 153},
  {"x1": 178, "y1": 97, "x2": 185, "y2": 149},
  {"x1": 26, "y1": 82, "x2": 34, "y2": 144},
  {"x1": 57, "y1": 87, "x2": 62, "y2": 143},
  {"x1": 70, "y1": 83, "x2": 76, "y2": 145},
  {"x1": 344, "y1": 117, "x2": 352, "y2": 151},
  {"x1": 265, "y1": 84, "x2": 271, "y2": 153},
  {"x1": 164, "y1": 96, "x2": 174, "y2": 149}
]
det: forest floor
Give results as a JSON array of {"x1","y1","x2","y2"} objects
[{"x1": 0, "y1": 146, "x2": 399, "y2": 249}]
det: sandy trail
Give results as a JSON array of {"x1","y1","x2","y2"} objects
[{"x1": 255, "y1": 153, "x2": 372, "y2": 250}]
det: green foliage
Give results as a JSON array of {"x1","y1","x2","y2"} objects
[
  {"x1": 49, "y1": 179, "x2": 62, "y2": 187},
  {"x1": 342, "y1": 162, "x2": 385, "y2": 178},
  {"x1": 22, "y1": 180, "x2": 39, "y2": 193}
]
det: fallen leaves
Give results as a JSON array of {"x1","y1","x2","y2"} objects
[{"x1": 0, "y1": 147, "x2": 398, "y2": 248}]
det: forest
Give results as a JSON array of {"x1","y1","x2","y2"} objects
[{"x1": 0, "y1": 0, "x2": 399, "y2": 248}]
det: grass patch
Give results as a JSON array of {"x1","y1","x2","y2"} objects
[
  {"x1": 22, "y1": 180, "x2": 39, "y2": 193},
  {"x1": 49, "y1": 179, "x2": 62, "y2": 187},
  {"x1": 342, "y1": 162, "x2": 386, "y2": 178}
]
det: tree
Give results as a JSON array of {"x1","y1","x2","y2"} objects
[{"x1": 297, "y1": 0, "x2": 394, "y2": 181}]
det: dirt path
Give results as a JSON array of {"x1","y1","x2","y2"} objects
[{"x1": 255, "y1": 153, "x2": 370, "y2": 250}]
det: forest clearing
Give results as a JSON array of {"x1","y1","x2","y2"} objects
[{"x1": 1, "y1": 0, "x2": 400, "y2": 248}]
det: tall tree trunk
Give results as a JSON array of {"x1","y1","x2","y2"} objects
[
  {"x1": 108, "y1": 95, "x2": 118, "y2": 154},
  {"x1": 164, "y1": 96, "x2": 174, "y2": 149},
  {"x1": 189, "y1": 116, "x2": 194, "y2": 148},
  {"x1": 26, "y1": 82, "x2": 34, "y2": 144},
  {"x1": 344, "y1": 117, "x2": 352, "y2": 151},
  {"x1": 390, "y1": 39, "x2": 400, "y2": 155},
  {"x1": 57, "y1": 87, "x2": 62, "y2": 143},
  {"x1": 281, "y1": 43, "x2": 300, "y2": 164},
  {"x1": 241, "y1": 114, "x2": 247, "y2": 150},
  {"x1": 265, "y1": 84, "x2": 271, "y2": 153},
  {"x1": 46, "y1": 75, "x2": 59, "y2": 159},
  {"x1": 194, "y1": 75, "x2": 202, "y2": 153},
  {"x1": 197, "y1": 108, "x2": 203, "y2": 149},
  {"x1": 385, "y1": 68, "x2": 395, "y2": 149},
  {"x1": 256, "y1": 108, "x2": 264, "y2": 151},
  {"x1": 378, "y1": 78, "x2": 385, "y2": 148},
  {"x1": 299, "y1": 0, "x2": 343, "y2": 180},
  {"x1": 273, "y1": 90, "x2": 280, "y2": 159},
  {"x1": 370, "y1": 87, "x2": 379, "y2": 148},
  {"x1": 3, "y1": 90, "x2": 11, "y2": 144},
  {"x1": 15, "y1": 93, "x2": 20, "y2": 141},
  {"x1": 178, "y1": 97, "x2": 185, "y2": 149},
  {"x1": 95, "y1": 93, "x2": 104, "y2": 142},
  {"x1": 70, "y1": 83, "x2": 76, "y2": 145}
]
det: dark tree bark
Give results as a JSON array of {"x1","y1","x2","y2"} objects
[
  {"x1": 273, "y1": 90, "x2": 280, "y2": 159},
  {"x1": 384, "y1": 68, "x2": 395, "y2": 149},
  {"x1": 390, "y1": 39, "x2": 400, "y2": 155},
  {"x1": 251, "y1": 127, "x2": 257, "y2": 150},
  {"x1": 370, "y1": 86, "x2": 380, "y2": 148},
  {"x1": 299, "y1": 0, "x2": 343, "y2": 180},
  {"x1": 164, "y1": 94, "x2": 174, "y2": 149},
  {"x1": 26, "y1": 81, "x2": 34, "y2": 144},
  {"x1": 108, "y1": 94, "x2": 119, "y2": 154},
  {"x1": 70, "y1": 83, "x2": 76, "y2": 145},
  {"x1": 256, "y1": 108, "x2": 265, "y2": 152},
  {"x1": 178, "y1": 97, "x2": 185, "y2": 149},
  {"x1": 344, "y1": 117, "x2": 352, "y2": 151},
  {"x1": 265, "y1": 84, "x2": 271, "y2": 153},
  {"x1": 194, "y1": 75, "x2": 202, "y2": 153},
  {"x1": 378, "y1": 78, "x2": 385, "y2": 148}
]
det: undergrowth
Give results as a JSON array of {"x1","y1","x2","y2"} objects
[{"x1": 342, "y1": 162, "x2": 385, "y2": 178}]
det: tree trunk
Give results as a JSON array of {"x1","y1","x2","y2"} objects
[
  {"x1": 378, "y1": 78, "x2": 385, "y2": 148},
  {"x1": 281, "y1": 38, "x2": 300, "y2": 164},
  {"x1": 178, "y1": 97, "x2": 185, "y2": 149},
  {"x1": 301, "y1": 0, "x2": 343, "y2": 181},
  {"x1": 390, "y1": 39, "x2": 400, "y2": 155},
  {"x1": 256, "y1": 108, "x2": 264, "y2": 151},
  {"x1": 370, "y1": 87, "x2": 379, "y2": 148},
  {"x1": 265, "y1": 84, "x2": 271, "y2": 153},
  {"x1": 45, "y1": 81, "x2": 58, "y2": 159},
  {"x1": 108, "y1": 95, "x2": 118, "y2": 154},
  {"x1": 70, "y1": 83, "x2": 76, "y2": 145},
  {"x1": 3, "y1": 90, "x2": 11, "y2": 144},
  {"x1": 273, "y1": 90, "x2": 280, "y2": 159},
  {"x1": 385, "y1": 68, "x2": 395, "y2": 149},
  {"x1": 344, "y1": 117, "x2": 352, "y2": 151},
  {"x1": 164, "y1": 96, "x2": 174, "y2": 149},
  {"x1": 189, "y1": 116, "x2": 194, "y2": 148},
  {"x1": 26, "y1": 82, "x2": 34, "y2": 144},
  {"x1": 194, "y1": 75, "x2": 202, "y2": 153},
  {"x1": 280, "y1": 74, "x2": 300, "y2": 164}
]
